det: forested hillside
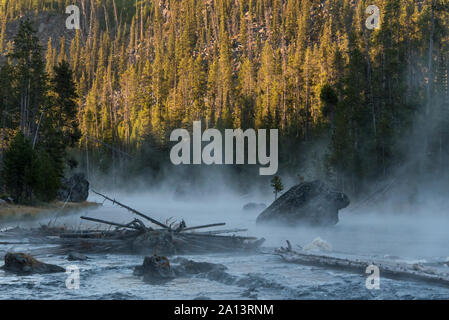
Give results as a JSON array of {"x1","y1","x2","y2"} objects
[{"x1": 0, "y1": 0, "x2": 448, "y2": 197}]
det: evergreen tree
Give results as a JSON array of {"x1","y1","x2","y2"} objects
[
  {"x1": 34, "y1": 150, "x2": 60, "y2": 202},
  {"x1": 271, "y1": 175, "x2": 284, "y2": 200},
  {"x1": 8, "y1": 19, "x2": 47, "y2": 140},
  {"x1": 2, "y1": 132, "x2": 38, "y2": 203},
  {"x1": 51, "y1": 60, "x2": 81, "y2": 148},
  {"x1": 1, "y1": 0, "x2": 448, "y2": 195}
]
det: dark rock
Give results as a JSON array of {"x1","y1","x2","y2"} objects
[
  {"x1": 134, "y1": 256, "x2": 236, "y2": 285},
  {"x1": 171, "y1": 257, "x2": 236, "y2": 285},
  {"x1": 256, "y1": 180, "x2": 350, "y2": 226},
  {"x1": 57, "y1": 173, "x2": 89, "y2": 202},
  {"x1": 1, "y1": 252, "x2": 65, "y2": 274},
  {"x1": 171, "y1": 257, "x2": 227, "y2": 275},
  {"x1": 242, "y1": 202, "x2": 267, "y2": 211},
  {"x1": 134, "y1": 255, "x2": 176, "y2": 284},
  {"x1": 67, "y1": 252, "x2": 88, "y2": 261}
]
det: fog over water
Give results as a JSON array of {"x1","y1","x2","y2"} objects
[
  {"x1": 2, "y1": 183, "x2": 449, "y2": 299},
  {"x1": 24, "y1": 186, "x2": 449, "y2": 261}
]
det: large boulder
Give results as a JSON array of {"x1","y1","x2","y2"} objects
[
  {"x1": 1, "y1": 252, "x2": 65, "y2": 274},
  {"x1": 256, "y1": 180, "x2": 350, "y2": 226},
  {"x1": 58, "y1": 173, "x2": 89, "y2": 202}
]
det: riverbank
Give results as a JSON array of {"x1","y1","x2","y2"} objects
[{"x1": 0, "y1": 201, "x2": 99, "y2": 222}]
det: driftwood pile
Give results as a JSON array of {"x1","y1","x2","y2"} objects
[{"x1": 2, "y1": 190, "x2": 264, "y2": 256}]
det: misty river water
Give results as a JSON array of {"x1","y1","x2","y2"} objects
[{"x1": 1, "y1": 190, "x2": 449, "y2": 299}]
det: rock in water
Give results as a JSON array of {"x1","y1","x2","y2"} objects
[
  {"x1": 256, "y1": 180, "x2": 349, "y2": 226},
  {"x1": 171, "y1": 257, "x2": 228, "y2": 275},
  {"x1": 1, "y1": 252, "x2": 65, "y2": 274},
  {"x1": 242, "y1": 202, "x2": 267, "y2": 211},
  {"x1": 67, "y1": 252, "x2": 88, "y2": 261},
  {"x1": 171, "y1": 258, "x2": 235, "y2": 284},
  {"x1": 134, "y1": 255, "x2": 176, "y2": 283},
  {"x1": 58, "y1": 173, "x2": 89, "y2": 202}
]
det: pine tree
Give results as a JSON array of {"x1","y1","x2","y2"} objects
[
  {"x1": 8, "y1": 19, "x2": 47, "y2": 139},
  {"x1": 34, "y1": 149, "x2": 60, "y2": 202},
  {"x1": 51, "y1": 60, "x2": 81, "y2": 147},
  {"x1": 271, "y1": 175, "x2": 284, "y2": 200},
  {"x1": 2, "y1": 132, "x2": 37, "y2": 203},
  {"x1": 1, "y1": 0, "x2": 449, "y2": 194}
]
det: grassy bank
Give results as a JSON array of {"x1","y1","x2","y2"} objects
[{"x1": 0, "y1": 201, "x2": 100, "y2": 222}]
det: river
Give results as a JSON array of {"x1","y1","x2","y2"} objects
[{"x1": 1, "y1": 191, "x2": 449, "y2": 299}]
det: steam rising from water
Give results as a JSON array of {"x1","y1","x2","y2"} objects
[
  {"x1": 6, "y1": 187, "x2": 449, "y2": 262},
  {"x1": 2, "y1": 186, "x2": 449, "y2": 300}
]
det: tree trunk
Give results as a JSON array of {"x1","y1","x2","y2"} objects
[
  {"x1": 363, "y1": 26, "x2": 376, "y2": 137},
  {"x1": 426, "y1": 0, "x2": 435, "y2": 116}
]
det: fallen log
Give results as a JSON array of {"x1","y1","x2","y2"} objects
[
  {"x1": 181, "y1": 223, "x2": 226, "y2": 232},
  {"x1": 91, "y1": 189, "x2": 169, "y2": 229},
  {"x1": 80, "y1": 216, "x2": 141, "y2": 230},
  {"x1": 180, "y1": 232, "x2": 259, "y2": 241},
  {"x1": 60, "y1": 231, "x2": 118, "y2": 239},
  {"x1": 195, "y1": 228, "x2": 248, "y2": 235},
  {"x1": 276, "y1": 241, "x2": 449, "y2": 288}
]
